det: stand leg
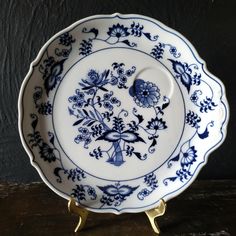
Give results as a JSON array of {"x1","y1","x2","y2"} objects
[
  {"x1": 68, "y1": 198, "x2": 89, "y2": 233},
  {"x1": 145, "y1": 199, "x2": 166, "y2": 235}
]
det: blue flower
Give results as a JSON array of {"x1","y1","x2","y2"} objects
[
  {"x1": 76, "y1": 89, "x2": 85, "y2": 99},
  {"x1": 84, "y1": 137, "x2": 92, "y2": 145},
  {"x1": 81, "y1": 69, "x2": 110, "y2": 89},
  {"x1": 110, "y1": 97, "x2": 119, "y2": 104},
  {"x1": 117, "y1": 67, "x2": 124, "y2": 75},
  {"x1": 76, "y1": 100, "x2": 84, "y2": 108},
  {"x1": 120, "y1": 75, "x2": 127, "y2": 84},
  {"x1": 169, "y1": 46, "x2": 177, "y2": 54},
  {"x1": 190, "y1": 90, "x2": 201, "y2": 104},
  {"x1": 39, "y1": 143, "x2": 56, "y2": 163},
  {"x1": 79, "y1": 127, "x2": 89, "y2": 136},
  {"x1": 103, "y1": 101, "x2": 113, "y2": 110},
  {"x1": 107, "y1": 24, "x2": 130, "y2": 38},
  {"x1": 147, "y1": 117, "x2": 167, "y2": 130},
  {"x1": 68, "y1": 90, "x2": 85, "y2": 107},
  {"x1": 180, "y1": 146, "x2": 197, "y2": 167},
  {"x1": 129, "y1": 79, "x2": 160, "y2": 108},
  {"x1": 74, "y1": 135, "x2": 84, "y2": 143},
  {"x1": 103, "y1": 93, "x2": 112, "y2": 100},
  {"x1": 59, "y1": 32, "x2": 75, "y2": 46}
]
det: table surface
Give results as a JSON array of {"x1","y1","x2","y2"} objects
[{"x1": 0, "y1": 180, "x2": 235, "y2": 236}]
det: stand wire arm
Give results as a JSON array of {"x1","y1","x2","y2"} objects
[
  {"x1": 68, "y1": 198, "x2": 89, "y2": 233},
  {"x1": 145, "y1": 199, "x2": 167, "y2": 234}
]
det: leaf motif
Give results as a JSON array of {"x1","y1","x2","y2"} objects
[
  {"x1": 44, "y1": 59, "x2": 66, "y2": 95},
  {"x1": 73, "y1": 119, "x2": 84, "y2": 126},
  {"x1": 54, "y1": 167, "x2": 63, "y2": 183},
  {"x1": 87, "y1": 120, "x2": 96, "y2": 127},
  {"x1": 149, "y1": 138, "x2": 157, "y2": 149},
  {"x1": 98, "y1": 86, "x2": 108, "y2": 92},
  {"x1": 198, "y1": 127, "x2": 209, "y2": 139},
  {"x1": 121, "y1": 40, "x2": 136, "y2": 47},
  {"x1": 89, "y1": 28, "x2": 99, "y2": 38},
  {"x1": 30, "y1": 114, "x2": 38, "y2": 130},
  {"x1": 143, "y1": 32, "x2": 153, "y2": 40},
  {"x1": 82, "y1": 109, "x2": 89, "y2": 117},
  {"x1": 133, "y1": 152, "x2": 147, "y2": 160}
]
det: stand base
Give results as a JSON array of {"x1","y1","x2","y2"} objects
[{"x1": 68, "y1": 198, "x2": 166, "y2": 234}]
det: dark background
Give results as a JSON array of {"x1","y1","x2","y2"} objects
[{"x1": 0, "y1": 0, "x2": 235, "y2": 183}]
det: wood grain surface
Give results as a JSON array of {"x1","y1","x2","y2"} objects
[
  {"x1": 0, "y1": 0, "x2": 235, "y2": 183},
  {"x1": 0, "y1": 180, "x2": 235, "y2": 236}
]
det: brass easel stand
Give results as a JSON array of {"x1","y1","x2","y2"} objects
[
  {"x1": 68, "y1": 198, "x2": 166, "y2": 234},
  {"x1": 145, "y1": 199, "x2": 167, "y2": 234},
  {"x1": 68, "y1": 199, "x2": 89, "y2": 232}
]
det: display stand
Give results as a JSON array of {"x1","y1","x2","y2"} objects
[{"x1": 68, "y1": 198, "x2": 166, "y2": 234}]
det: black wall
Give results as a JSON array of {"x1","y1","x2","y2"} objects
[{"x1": 0, "y1": 0, "x2": 235, "y2": 183}]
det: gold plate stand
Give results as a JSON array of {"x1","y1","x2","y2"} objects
[{"x1": 68, "y1": 198, "x2": 166, "y2": 234}]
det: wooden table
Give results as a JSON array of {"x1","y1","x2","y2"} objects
[{"x1": 0, "y1": 180, "x2": 235, "y2": 236}]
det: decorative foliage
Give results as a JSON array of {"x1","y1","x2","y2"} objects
[
  {"x1": 137, "y1": 173, "x2": 158, "y2": 200},
  {"x1": 79, "y1": 21, "x2": 158, "y2": 55},
  {"x1": 33, "y1": 87, "x2": 52, "y2": 115},
  {"x1": 39, "y1": 32, "x2": 75, "y2": 96},
  {"x1": 151, "y1": 43, "x2": 181, "y2": 59},
  {"x1": 164, "y1": 112, "x2": 215, "y2": 184},
  {"x1": 98, "y1": 182, "x2": 139, "y2": 207},
  {"x1": 27, "y1": 114, "x2": 91, "y2": 191},
  {"x1": 72, "y1": 184, "x2": 97, "y2": 202},
  {"x1": 129, "y1": 79, "x2": 161, "y2": 108},
  {"x1": 68, "y1": 63, "x2": 170, "y2": 167},
  {"x1": 28, "y1": 114, "x2": 56, "y2": 162},
  {"x1": 168, "y1": 60, "x2": 201, "y2": 93},
  {"x1": 190, "y1": 90, "x2": 217, "y2": 113}
]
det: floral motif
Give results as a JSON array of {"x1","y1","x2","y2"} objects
[
  {"x1": 190, "y1": 90, "x2": 201, "y2": 103},
  {"x1": 129, "y1": 79, "x2": 160, "y2": 108},
  {"x1": 137, "y1": 173, "x2": 158, "y2": 200},
  {"x1": 39, "y1": 32, "x2": 75, "y2": 96},
  {"x1": 151, "y1": 43, "x2": 181, "y2": 59},
  {"x1": 168, "y1": 60, "x2": 201, "y2": 93},
  {"x1": 107, "y1": 24, "x2": 130, "y2": 38},
  {"x1": 28, "y1": 114, "x2": 57, "y2": 163},
  {"x1": 190, "y1": 90, "x2": 217, "y2": 113},
  {"x1": 33, "y1": 87, "x2": 52, "y2": 115},
  {"x1": 98, "y1": 182, "x2": 139, "y2": 207},
  {"x1": 180, "y1": 146, "x2": 197, "y2": 167},
  {"x1": 147, "y1": 117, "x2": 167, "y2": 130},
  {"x1": 80, "y1": 69, "x2": 110, "y2": 90},
  {"x1": 164, "y1": 112, "x2": 215, "y2": 184},
  {"x1": 72, "y1": 184, "x2": 97, "y2": 202},
  {"x1": 74, "y1": 128, "x2": 92, "y2": 148},
  {"x1": 79, "y1": 21, "x2": 158, "y2": 55},
  {"x1": 39, "y1": 142, "x2": 56, "y2": 162},
  {"x1": 59, "y1": 32, "x2": 75, "y2": 46},
  {"x1": 68, "y1": 63, "x2": 170, "y2": 166}
]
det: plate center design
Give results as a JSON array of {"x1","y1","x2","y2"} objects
[{"x1": 53, "y1": 48, "x2": 184, "y2": 180}]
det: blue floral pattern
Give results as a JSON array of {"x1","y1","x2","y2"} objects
[
  {"x1": 98, "y1": 182, "x2": 139, "y2": 207},
  {"x1": 137, "y1": 173, "x2": 158, "y2": 200},
  {"x1": 164, "y1": 111, "x2": 215, "y2": 184},
  {"x1": 27, "y1": 114, "x2": 95, "y2": 197},
  {"x1": 23, "y1": 14, "x2": 227, "y2": 213},
  {"x1": 79, "y1": 22, "x2": 158, "y2": 55},
  {"x1": 129, "y1": 79, "x2": 160, "y2": 108},
  {"x1": 68, "y1": 62, "x2": 170, "y2": 167}
]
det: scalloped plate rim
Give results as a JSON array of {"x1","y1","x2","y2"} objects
[{"x1": 18, "y1": 13, "x2": 229, "y2": 214}]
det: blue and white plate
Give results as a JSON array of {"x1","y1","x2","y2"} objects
[{"x1": 18, "y1": 13, "x2": 229, "y2": 214}]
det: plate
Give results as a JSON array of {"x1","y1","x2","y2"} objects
[{"x1": 18, "y1": 13, "x2": 229, "y2": 214}]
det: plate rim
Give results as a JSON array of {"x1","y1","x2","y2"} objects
[{"x1": 18, "y1": 13, "x2": 229, "y2": 214}]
